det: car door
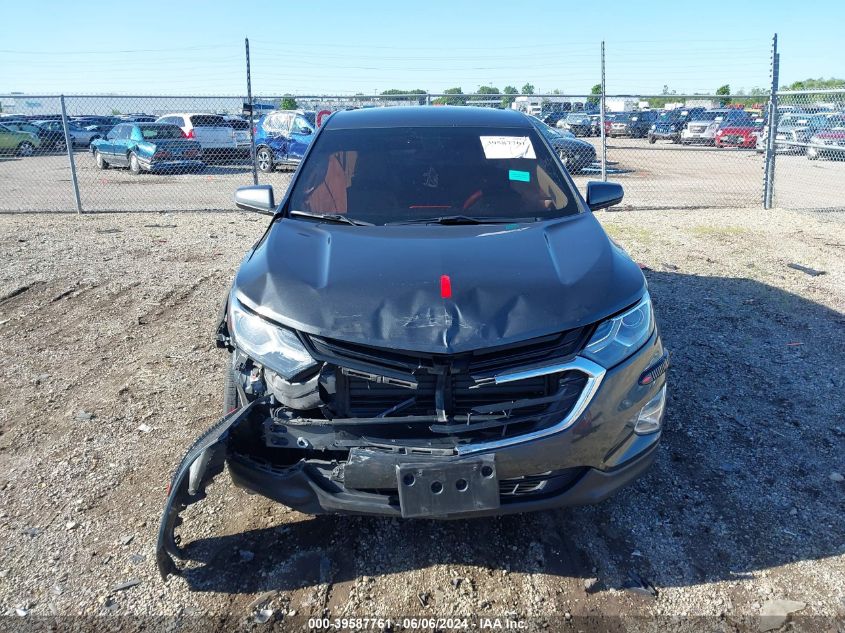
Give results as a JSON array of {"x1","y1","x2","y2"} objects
[
  {"x1": 108, "y1": 125, "x2": 131, "y2": 165},
  {"x1": 287, "y1": 115, "x2": 314, "y2": 161},
  {"x1": 0, "y1": 125, "x2": 17, "y2": 150},
  {"x1": 100, "y1": 124, "x2": 121, "y2": 159}
]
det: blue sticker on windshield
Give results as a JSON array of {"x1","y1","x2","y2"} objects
[{"x1": 509, "y1": 170, "x2": 530, "y2": 182}]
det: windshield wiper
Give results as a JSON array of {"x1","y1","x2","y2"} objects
[
  {"x1": 289, "y1": 210, "x2": 373, "y2": 226},
  {"x1": 389, "y1": 215, "x2": 519, "y2": 226}
]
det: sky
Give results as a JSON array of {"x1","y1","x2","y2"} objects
[{"x1": 0, "y1": 0, "x2": 842, "y2": 97}]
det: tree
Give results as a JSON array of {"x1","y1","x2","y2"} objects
[
  {"x1": 433, "y1": 87, "x2": 466, "y2": 106},
  {"x1": 280, "y1": 96, "x2": 298, "y2": 110},
  {"x1": 381, "y1": 88, "x2": 427, "y2": 105},
  {"x1": 470, "y1": 85, "x2": 500, "y2": 107},
  {"x1": 782, "y1": 77, "x2": 845, "y2": 91},
  {"x1": 586, "y1": 83, "x2": 602, "y2": 107},
  {"x1": 111, "y1": 108, "x2": 122, "y2": 115},
  {"x1": 521, "y1": 83, "x2": 535, "y2": 95},
  {"x1": 716, "y1": 84, "x2": 731, "y2": 106},
  {"x1": 501, "y1": 85, "x2": 519, "y2": 108}
]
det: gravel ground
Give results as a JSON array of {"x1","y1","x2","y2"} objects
[{"x1": 0, "y1": 207, "x2": 843, "y2": 632}]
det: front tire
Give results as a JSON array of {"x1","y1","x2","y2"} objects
[
  {"x1": 16, "y1": 141, "x2": 34, "y2": 157},
  {"x1": 256, "y1": 147, "x2": 274, "y2": 173},
  {"x1": 648, "y1": 135, "x2": 656, "y2": 144},
  {"x1": 129, "y1": 152, "x2": 141, "y2": 175},
  {"x1": 95, "y1": 150, "x2": 109, "y2": 170},
  {"x1": 55, "y1": 137, "x2": 67, "y2": 153}
]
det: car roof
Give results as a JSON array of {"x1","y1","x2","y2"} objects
[{"x1": 324, "y1": 106, "x2": 533, "y2": 130}]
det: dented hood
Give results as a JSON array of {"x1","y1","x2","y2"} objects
[{"x1": 234, "y1": 213, "x2": 645, "y2": 354}]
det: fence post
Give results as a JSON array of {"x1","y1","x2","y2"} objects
[
  {"x1": 763, "y1": 34, "x2": 779, "y2": 209},
  {"x1": 60, "y1": 95, "x2": 83, "y2": 214},
  {"x1": 600, "y1": 41, "x2": 607, "y2": 182},
  {"x1": 245, "y1": 38, "x2": 258, "y2": 186}
]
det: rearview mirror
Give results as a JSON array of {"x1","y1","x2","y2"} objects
[
  {"x1": 233, "y1": 185, "x2": 275, "y2": 214},
  {"x1": 586, "y1": 181, "x2": 624, "y2": 211}
]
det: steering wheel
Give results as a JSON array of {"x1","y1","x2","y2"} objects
[{"x1": 462, "y1": 189, "x2": 484, "y2": 211}]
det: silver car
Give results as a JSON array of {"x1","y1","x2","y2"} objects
[
  {"x1": 35, "y1": 119, "x2": 103, "y2": 148},
  {"x1": 680, "y1": 109, "x2": 750, "y2": 145}
]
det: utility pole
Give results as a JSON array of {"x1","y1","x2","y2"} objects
[
  {"x1": 600, "y1": 41, "x2": 607, "y2": 182},
  {"x1": 245, "y1": 37, "x2": 258, "y2": 186},
  {"x1": 763, "y1": 34, "x2": 779, "y2": 209}
]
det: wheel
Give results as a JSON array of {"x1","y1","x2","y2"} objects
[
  {"x1": 557, "y1": 149, "x2": 570, "y2": 169},
  {"x1": 16, "y1": 141, "x2": 35, "y2": 157},
  {"x1": 129, "y1": 152, "x2": 141, "y2": 175},
  {"x1": 256, "y1": 147, "x2": 274, "y2": 172},
  {"x1": 648, "y1": 135, "x2": 656, "y2": 144},
  {"x1": 223, "y1": 364, "x2": 242, "y2": 415},
  {"x1": 55, "y1": 137, "x2": 67, "y2": 153},
  {"x1": 95, "y1": 150, "x2": 109, "y2": 170}
]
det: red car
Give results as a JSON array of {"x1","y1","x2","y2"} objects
[{"x1": 715, "y1": 122, "x2": 763, "y2": 148}]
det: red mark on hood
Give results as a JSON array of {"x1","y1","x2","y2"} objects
[{"x1": 440, "y1": 275, "x2": 452, "y2": 299}]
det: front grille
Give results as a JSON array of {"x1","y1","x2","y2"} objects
[
  {"x1": 342, "y1": 370, "x2": 586, "y2": 421},
  {"x1": 306, "y1": 330, "x2": 593, "y2": 444},
  {"x1": 307, "y1": 326, "x2": 590, "y2": 376},
  {"x1": 689, "y1": 125, "x2": 707, "y2": 133}
]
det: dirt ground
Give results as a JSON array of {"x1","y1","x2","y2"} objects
[{"x1": 0, "y1": 207, "x2": 843, "y2": 632}]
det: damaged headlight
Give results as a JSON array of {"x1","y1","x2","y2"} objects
[
  {"x1": 583, "y1": 293, "x2": 654, "y2": 368},
  {"x1": 229, "y1": 298, "x2": 317, "y2": 379}
]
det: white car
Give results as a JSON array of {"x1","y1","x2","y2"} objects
[
  {"x1": 155, "y1": 113, "x2": 237, "y2": 155},
  {"x1": 223, "y1": 116, "x2": 252, "y2": 154}
]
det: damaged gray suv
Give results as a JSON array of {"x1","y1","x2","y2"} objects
[{"x1": 157, "y1": 107, "x2": 668, "y2": 578}]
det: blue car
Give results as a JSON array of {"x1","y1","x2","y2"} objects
[
  {"x1": 253, "y1": 110, "x2": 316, "y2": 172},
  {"x1": 90, "y1": 123, "x2": 204, "y2": 174}
]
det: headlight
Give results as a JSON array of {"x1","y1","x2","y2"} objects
[
  {"x1": 650, "y1": 124, "x2": 656, "y2": 130},
  {"x1": 583, "y1": 293, "x2": 654, "y2": 368},
  {"x1": 229, "y1": 298, "x2": 316, "y2": 379}
]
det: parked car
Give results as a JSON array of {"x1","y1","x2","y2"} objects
[
  {"x1": 90, "y1": 123, "x2": 204, "y2": 174},
  {"x1": 155, "y1": 107, "x2": 667, "y2": 577},
  {"x1": 559, "y1": 112, "x2": 594, "y2": 136},
  {"x1": 0, "y1": 123, "x2": 41, "y2": 156},
  {"x1": 253, "y1": 110, "x2": 316, "y2": 172},
  {"x1": 542, "y1": 112, "x2": 568, "y2": 128},
  {"x1": 609, "y1": 111, "x2": 657, "y2": 138},
  {"x1": 223, "y1": 115, "x2": 252, "y2": 155},
  {"x1": 155, "y1": 113, "x2": 237, "y2": 157},
  {"x1": 807, "y1": 129, "x2": 845, "y2": 160},
  {"x1": 529, "y1": 117, "x2": 597, "y2": 172},
  {"x1": 648, "y1": 108, "x2": 705, "y2": 144},
  {"x1": 715, "y1": 119, "x2": 764, "y2": 149},
  {"x1": 0, "y1": 120, "x2": 66, "y2": 152},
  {"x1": 771, "y1": 113, "x2": 845, "y2": 155},
  {"x1": 680, "y1": 109, "x2": 751, "y2": 145},
  {"x1": 587, "y1": 114, "x2": 603, "y2": 136},
  {"x1": 34, "y1": 119, "x2": 103, "y2": 148}
]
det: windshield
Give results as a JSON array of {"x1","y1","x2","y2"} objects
[
  {"x1": 696, "y1": 111, "x2": 726, "y2": 121},
  {"x1": 287, "y1": 126, "x2": 580, "y2": 225},
  {"x1": 657, "y1": 111, "x2": 681, "y2": 121},
  {"x1": 302, "y1": 111, "x2": 317, "y2": 128},
  {"x1": 189, "y1": 115, "x2": 227, "y2": 127},
  {"x1": 139, "y1": 124, "x2": 185, "y2": 139}
]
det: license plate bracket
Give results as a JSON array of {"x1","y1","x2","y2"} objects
[{"x1": 397, "y1": 456, "x2": 500, "y2": 518}]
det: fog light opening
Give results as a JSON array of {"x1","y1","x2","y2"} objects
[{"x1": 634, "y1": 384, "x2": 666, "y2": 435}]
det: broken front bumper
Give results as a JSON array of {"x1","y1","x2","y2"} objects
[{"x1": 156, "y1": 332, "x2": 665, "y2": 579}]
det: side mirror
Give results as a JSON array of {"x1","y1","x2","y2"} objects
[
  {"x1": 586, "y1": 181, "x2": 624, "y2": 211},
  {"x1": 234, "y1": 185, "x2": 275, "y2": 215},
  {"x1": 299, "y1": 126, "x2": 313, "y2": 135}
]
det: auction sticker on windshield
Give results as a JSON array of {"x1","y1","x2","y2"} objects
[{"x1": 479, "y1": 136, "x2": 536, "y2": 159}]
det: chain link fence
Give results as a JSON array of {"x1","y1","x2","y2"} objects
[{"x1": 2, "y1": 89, "x2": 843, "y2": 213}]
